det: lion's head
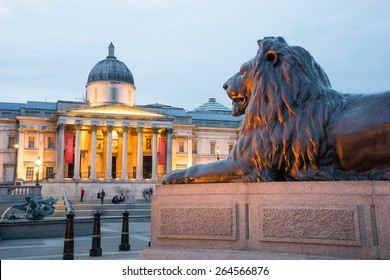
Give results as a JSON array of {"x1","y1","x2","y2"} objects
[
  {"x1": 223, "y1": 58, "x2": 256, "y2": 116},
  {"x1": 224, "y1": 36, "x2": 346, "y2": 179},
  {"x1": 224, "y1": 36, "x2": 335, "y2": 118}
]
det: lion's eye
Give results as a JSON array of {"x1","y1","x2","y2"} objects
[{"x1": 240, "y1": 68, "x2": 245, "y2": 75}]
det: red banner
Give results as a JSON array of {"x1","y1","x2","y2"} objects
[
  {"x1": 65, "y1": 134, "x2": 74, "y2": 163},
  {"x1": 158, "y1": 137, "x2": 166, "y2": 165}
]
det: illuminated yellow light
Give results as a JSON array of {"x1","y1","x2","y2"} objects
[{"x1": 70, "y1": 106, "x2": 163, "y2": 117}]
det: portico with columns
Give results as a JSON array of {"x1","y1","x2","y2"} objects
[{"x1": 54, "y1": 106, "x2": 174, "y2": 181}]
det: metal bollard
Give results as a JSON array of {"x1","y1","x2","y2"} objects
[
  {"x1": 63, "y1": 211, "x2": 75, "y2": 260},
  {"x1": 119, "y1": 210, "x2": 131, "y2": 251},
  {"x1": 89, "y1": 211, "x2": 102, "y2": 257}
]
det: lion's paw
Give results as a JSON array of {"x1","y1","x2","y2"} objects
[{"x1": 162, "y1": 170, "x2": 189, "y2": 184}]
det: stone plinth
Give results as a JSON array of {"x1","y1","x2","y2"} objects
[{"x1": 141, "y1": 181, "x2": 390, "y2": 259}]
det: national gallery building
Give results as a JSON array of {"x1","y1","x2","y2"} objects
[{"x1": 0, "y1": 44, "x2": 242, "y2": 199}]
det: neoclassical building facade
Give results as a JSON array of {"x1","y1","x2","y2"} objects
[{"x1": 0, "y1": 43, "x2": 242, "y2": 197}]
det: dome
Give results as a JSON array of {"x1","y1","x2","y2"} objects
[
  {"x1": 87, "y1": 43, "x2": 134, "y2": 86},
  {"x1": 193, "y1": 98, "x2": 230, "y2": 112}
]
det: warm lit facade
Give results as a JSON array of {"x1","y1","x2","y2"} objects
[{"x1": 0, "y1": 44, "x2": 242, "y2": 199}]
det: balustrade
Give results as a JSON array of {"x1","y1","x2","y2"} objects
[{"x1": 3, "y1": 186, "x2": 41, "y2": 197}]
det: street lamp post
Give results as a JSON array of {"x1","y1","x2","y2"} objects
[
  {"x1": 216, "y1": 147, "x2": 220, "y2": 161},
  {"x1": 35, "y1": 157, "x2": 42, "y2": 186}
]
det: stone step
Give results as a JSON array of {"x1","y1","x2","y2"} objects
[
  {"x1": 70, "y1": 209, "x2": 150, "y2": 217},
  {"x1": 100, "y1": 215, "x2": 150, "y2": 223},
  {"x1": 55, "y1": 200, "x2": 151, "y2": 223},
  {"x1": 70, "y1": 203, "x2": 151, "y2": 210},
  {"x1": 50, "y1": 211, "x2": 68, "y2": 218},
  {"x1": 51, "y1": 200, "x2": 151, "y2": 222},
  {"x1": 50, "y1": 209, "x2": 150, "y2": 217},
  {"x1": 48, "y1": 213, "x2": 150, "y2": 223}
]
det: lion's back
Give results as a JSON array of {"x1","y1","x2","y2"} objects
[{"x1": 330, "y1": 91, "x2": 390, "y2": 172}]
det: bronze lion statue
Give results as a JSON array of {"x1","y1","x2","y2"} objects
[{"x1": 163, "y1": 36, "x2": 390, "y2": 184}]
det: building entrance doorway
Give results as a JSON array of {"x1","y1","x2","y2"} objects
[
  {"x1": 143, "y1": 156, "x2": 152, "y2": 179},
  {"x1": 67, "y1": 155, "x2": 74, "y2": 178},
  {"x1": 112, "y1": 156, "x2": 117, "y2": 179}
]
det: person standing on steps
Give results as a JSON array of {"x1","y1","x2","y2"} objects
[
  {"x1": 80, "y1": 187, "x2": 85, "y2": 202},
  {"x1": 100, "y1": 189, "x2": 106, "y2": 205}
]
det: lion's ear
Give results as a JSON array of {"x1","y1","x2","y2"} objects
[{"x1": 266, "y1": 50, "x2": 278, "y2": 66}]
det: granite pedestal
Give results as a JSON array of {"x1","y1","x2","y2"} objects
[{"x1": 140, "y1": 181, "x2": 390, "y2": 259}]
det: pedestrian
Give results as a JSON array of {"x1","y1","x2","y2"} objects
[
  {"x1": 143, "y1": 188, "x2": 150, "y2": 201},
  {"x1": 112, "y1": 195, "x2": 120, "y2": 204},
  {"x1": 100, "y1": 189, "x2": 106, "y2": 205},
  {"x1": 80, "y1": 187, "x2": 85, "y2": 202}
]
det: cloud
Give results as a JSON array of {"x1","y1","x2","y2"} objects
[{"x1": 0, "y1": 0, "x2": 389, "y2": 109}]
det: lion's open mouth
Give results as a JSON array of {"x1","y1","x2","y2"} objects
[
  {"x1": 232, "y1": 97, "x2": 244, "y2": 105},
  {"x1": 230, "y1": 95, "x2": 247, "y2": 116}
]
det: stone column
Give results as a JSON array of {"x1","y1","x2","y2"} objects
[
  {"x1": 151, "y1": 127, "x2": 158, "y2": 180},
  {"x1": 187, "y1": 134, "x2": 193, "y2": 167},
  {"x1": 90, "y1": 124, "x2": 97, "y2": 180},
  {"x1": 36, "y1": 129, "x2": 45, "y2": 180},
  {"x1": 105, "y1": 126, "x2": 113, "y2": 180},
  {"x1": 16, "y1": 128, "x2": 25, "y2": 179},
  {"x1": 55, "y1": 124, "x2": 65, "y2": 180},
  {"x1": 136, "y1": 127, "x2": 144, "y2": 180},
  {"x1": 73, "y1": 123, "x2": 81, "y2": 180},
  {"x1": 121, "y1": 126, "x2": 129, "y2": 180},
  {"x1": 166, "y1": 128, "x2": 173, "y2": 173}
]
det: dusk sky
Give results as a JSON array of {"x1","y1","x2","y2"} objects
[{"x1": 0, "y1": 0, "x2": 389, "y2": 110}]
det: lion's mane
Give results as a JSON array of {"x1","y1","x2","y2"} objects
[{"x1": 231, "y1": 37, "x2": 346, "y2": 180}]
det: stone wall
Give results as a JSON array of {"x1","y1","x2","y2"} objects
[
  {"x1": 40, "y1": 181, "x2": 157, "y2": 201},
  {"x1": 148, "y1": 181, "x2": 390, "y2": 259}
]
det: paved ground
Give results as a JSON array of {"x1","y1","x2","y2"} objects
[{"x1": 0, "y1": 222, "x2": 150, "y2": 260}]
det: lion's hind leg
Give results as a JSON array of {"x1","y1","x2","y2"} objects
[
  {"x1": 287, "y1": 166, "x2": 337, "y2": 181},
  {"x1": 232, "y1": 169, "x2": 276, "y2": 182}
]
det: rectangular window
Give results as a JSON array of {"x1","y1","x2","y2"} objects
[
  {"x1": 111, "y1": 87, "x2": 118, "y2": 101},
  {"x1": 8, "y1": 136, "x2": 16, "y2": 149},
  {"x1": 46, "y1": 167, "x2": 54, "y2": 179},
  {"x1": 26, "y1": 166, "x2": 34, "y2": 180},
  {"x1": 210, "y1": 143, "x2": 216, "y2": 155},
  {"x1": 48, "y1": 136, "x2": 55, "y2": 149},
  {"x1": 4, "y1": 166, "x2": 14, "y2": 182},
  {"x1": 179, "y1": 141, "x2": 184, "y2": 153},
  {"x1": 192, "y1": 142, "x2": 197, "y2": 154},
  {"x1": 146, "y1": 138, "x2": 151, "y2": 150},
  {"x1": 229, "y1": 144, "x2": 234, "y2": 154},
  {"x1": 28, "y1": 136, "x2": 35, "y2": 149}
]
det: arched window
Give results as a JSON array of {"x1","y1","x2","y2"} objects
[{"x1": 111, "y1": 87, "x2": 118, "y2": 102}]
